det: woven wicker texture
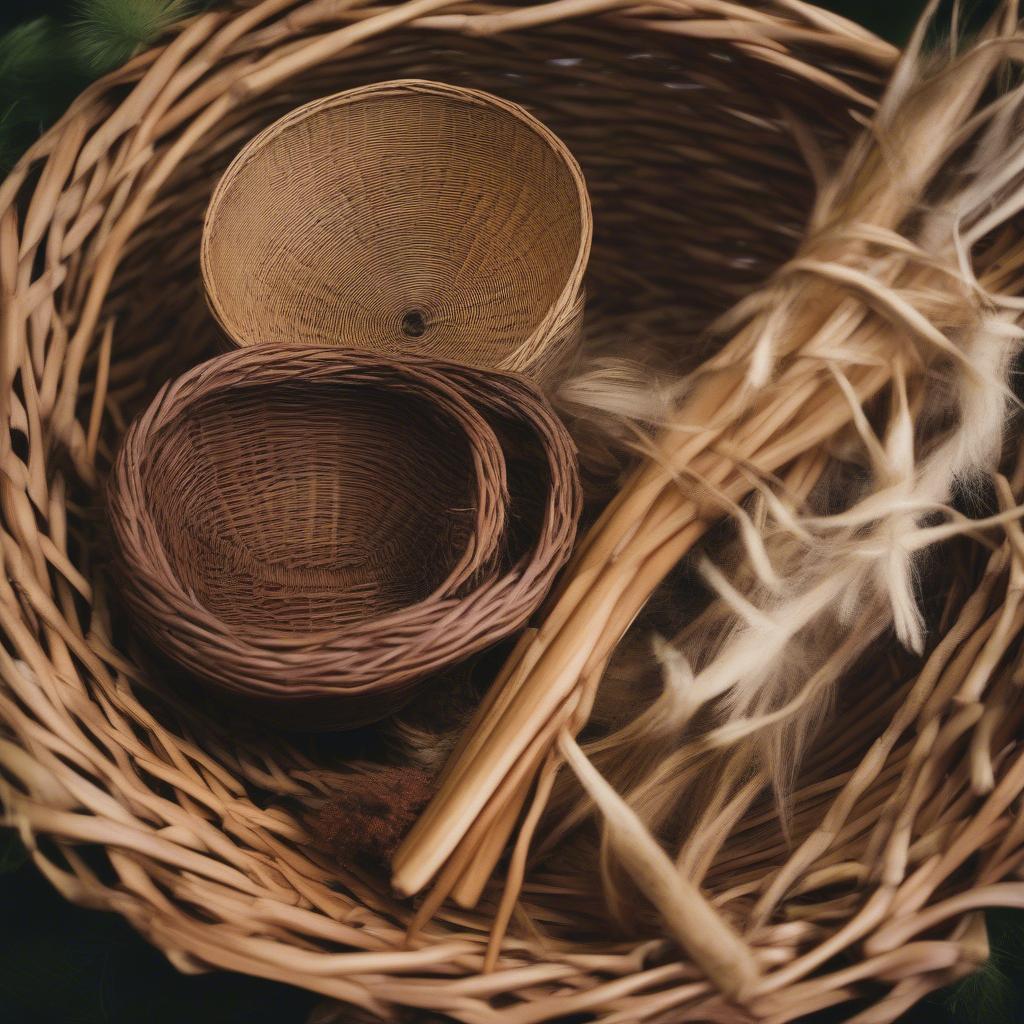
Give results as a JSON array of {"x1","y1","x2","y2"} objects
[
  {"x1": 202, "y1": 80, "x2": 591, "y2": 378},
  {"x1": 3, "y1": 1, "x2": 1019, "y2": 1022},
  {"x1": 107, "y1": 344, "x2": 579, "y2": 729}
]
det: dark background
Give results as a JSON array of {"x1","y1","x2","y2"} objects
[{"x1": 0, "y1": 2, "x2": 1020, "y2": 1022}]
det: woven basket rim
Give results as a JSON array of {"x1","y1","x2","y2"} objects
[{"x1": 111, "y1": 343, "x2": 511, "y2": 639}]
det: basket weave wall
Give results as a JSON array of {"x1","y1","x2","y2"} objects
[
  {"x1": 202, "y1": 79, "x2": 592, "y2": 378},
  {"x1": 1, "y1": 2, "x2": 1019, "y2": 1023},
  {"x1": 106, "y1": 344, "x2": 580, "y2": 729}
]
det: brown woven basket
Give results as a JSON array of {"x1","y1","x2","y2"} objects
[
  {"x1": 106, "y1": 344, "x2": 579, "y2": 729},
  {"x1": 4, "y1": 2, "x2": 1024, "y2": 1022},
  {"x1": 201, "y1": 79, "x2": 591, "y2": 379}
]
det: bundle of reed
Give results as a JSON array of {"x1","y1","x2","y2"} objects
[
  {"x1": 394, "y1": 1, "x2": 1024, "y2": 995},
  {"x1": 107, "y1": 344, "x2": 580, "y2": 728}
]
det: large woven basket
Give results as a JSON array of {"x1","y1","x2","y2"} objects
[
  {"x1": 106, "y1": 344, "x2": 579, "y2": 730},
  {"x1": 2, "y1": 2, "x2": 1021, "y2": 1022}
]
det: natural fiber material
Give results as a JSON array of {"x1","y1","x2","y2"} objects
[
  {"x1": 107, "y1": 344, "x2": 579, "y2": 729},
  {"x1": 3, "y1": 1, "x2": 1022, "y2": 1022},
  {"x1": 313, "y1": 765, "x2": 435, "y2": 864},
  {"x1": 394, "y1": 0, "x2": 1024, "y2": 1006},
  {"x1": 202, "y1": 79, "x2": 591, "y2": 379}
]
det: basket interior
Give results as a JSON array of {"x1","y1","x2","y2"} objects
[
  {"x1": 203, "y1": 86, "x2": 585, "y2": 365},
  {"x1": 144, "y1": 382, "x2": 480, "y2": 633},
  {"x1": 15, "y1": 4, "x2": 1024, "y2": 1015}
]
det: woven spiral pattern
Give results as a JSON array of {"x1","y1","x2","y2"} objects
[
  {"x1": 202, "y1": 80, "x2": 591, "y2": 378},
  {"x1": 107, "y1": 345, "x2": 579, "y2": 729},
  {"x1": 3, "y1": 2, "x2": 1019, "y2": 1022}
]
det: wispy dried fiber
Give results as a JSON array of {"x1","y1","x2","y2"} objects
[{"x1": 396, "y1": 2, "x2": 1024, "y2": 992}]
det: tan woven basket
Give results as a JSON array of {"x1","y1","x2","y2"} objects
[
  {"x1": 3, "y1": 2, "x2": 1024, "y2": 1022},
  {"x1": 201, "y1": 79, "x2": 591, "y2": 379},
  {"x1": 107, "y1": 344, "x2": 579, "y2": 729}
]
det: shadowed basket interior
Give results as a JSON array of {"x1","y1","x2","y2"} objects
[
  {"x1": 107, "y1": 345, "x2": 579, "y2": 729},
  {"x1": 4, "y1": 2, "x2": 1016, "y2": 1022},
  {"x1": 201, "y1": 79, "x2": 591, "y2": 377}
]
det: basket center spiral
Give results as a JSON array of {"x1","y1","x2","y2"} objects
[{"x1": 400, "y1": 308, "x2": 429, "y2": 338}]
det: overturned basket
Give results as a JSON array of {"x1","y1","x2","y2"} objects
[
  {"x1": 202, "y1": 79, "x2": 591, "y2": 379},
  {"x1": 2, "y1": 2, "x2": 1024, "y2": 1023},
  {"x1": 107, "y1": 344, "x2": 579, "y2": 729}
]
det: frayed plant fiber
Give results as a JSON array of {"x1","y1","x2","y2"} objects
[{"x1": 396, "y1": 0, "x2": 1024, "y2": 1001}]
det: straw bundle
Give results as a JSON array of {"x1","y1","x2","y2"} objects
[
  {"x1": 107, "y1": 344, "x2": 579, "y2": 728},
  {"x1": 2, "y1": 1, "x2": 1023, "y2": 1021},
  {"x1": 202, "y1": 80, "x2": 591, "y2": 379},
  {"x1": 395, "y1": 0, "x2": 1024, "y2": 997}
]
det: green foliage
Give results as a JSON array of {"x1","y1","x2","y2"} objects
[
  {"x1": 0, "y1": 17, "x2": 60, "y2": 93},
  {"x1": 947, "y1": 958, "x2": 1016, "y2": 1022},
  {"x1": 71, "y1": 0, "x2": 198, "y2": 74},
  {"x1": 0, "y1": 16, "x2": 78, "y2": 173},
  {"x1": 0, "y1": 1, "x2": 206, "y2": 172},
  {"x1": 943, "y1": 910, "x2": 1024, "y2": 1024},
  {"x1": 0, "y1": 106, "x2": 25, "y2": 176}
]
